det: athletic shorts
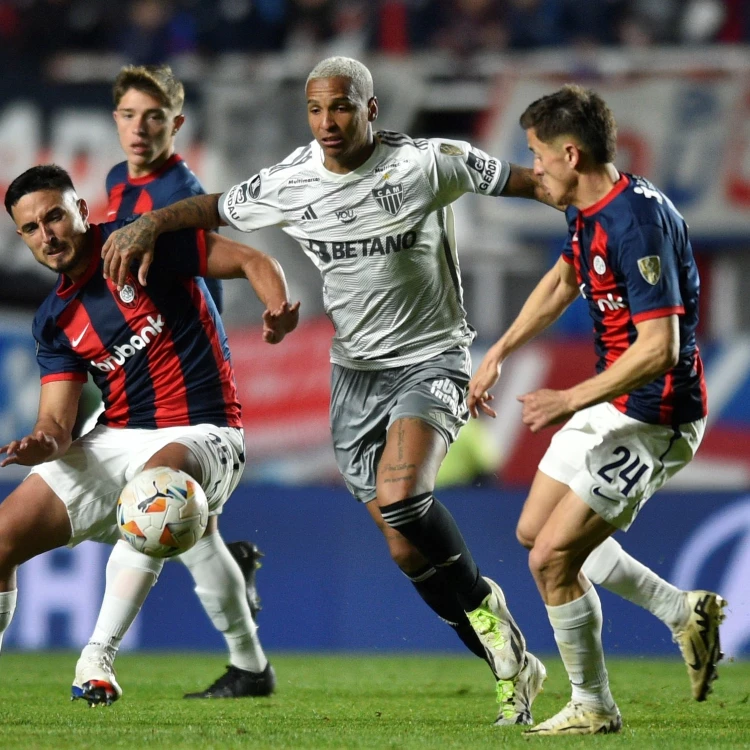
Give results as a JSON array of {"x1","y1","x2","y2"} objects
[
  {"x1": 29, "y1": 424, "x2": 245, "y2": 547},
  {"x1": 538, "y1": 402, "x2": 705, "y2": 530},
  {"x1": 330, "y1": 346, "x2": 471, "y2": 503}
]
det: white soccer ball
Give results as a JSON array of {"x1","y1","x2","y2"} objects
[{"x1": 117, "y1": 467, "x2": 209, "y2": 558}]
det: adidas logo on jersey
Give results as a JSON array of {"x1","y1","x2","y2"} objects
[
  {"x1": 90, "y1": 315, "x2": 165, "y2": 372},
  {"x1": 300, "y1": 205, "x2": 318, "y2": 222}
]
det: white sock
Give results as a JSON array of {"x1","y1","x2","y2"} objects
[
  {"x1": 583, "y1": 537, "x2": 688, "y2": 630},
  {"x1": 180, "y1": 533, "x2": 267, "y2": 673},
  {"x1": 546, "y1": 585, "x2": 616, "y2": 711},
  {"x1": 0, "y1": 589, "x2": 18, "y2": 652},
  {"x1": 89, "y1": 540, "x2": 164, "y2": 652}
]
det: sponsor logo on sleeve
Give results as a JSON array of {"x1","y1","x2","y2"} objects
[
  {"x1": 637, "y1": 256, "x2": 662, "y2": 285},
  {"x1": 228, "y1": 175, "x2": 262, "y2": 207},
  {"x1": 439, "y1": 143, "x2": 464, "y2": 156},
  {"x1": 467, "y1": 151, "x2": 498, "y2": 191},
  {"x1": 467, "y1": 151, "x2": 486, "y2": 173}
]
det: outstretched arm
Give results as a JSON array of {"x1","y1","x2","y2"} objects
[
  {"x1": 501, "y1": 164, "x2": 565, "y2": 210},
  {"x1": 468, "y1": 256, "x2": 579, "y2": 417},
  {"x1": 518, "y1": 315, "x2": 679, "y2": 432},
  {"x1": 0, "y1": 380, "x2": 83, "y2": 467},
  {"x1": 205, "y1": 233, "x2": 300, "y2": 344},
  {"x1": 102, "y1": 193, "x2": 225, "y2": 288}
]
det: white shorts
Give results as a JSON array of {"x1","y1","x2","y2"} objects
[
  {"x1": 29, "y1": 424, "x2": 245, "y2": 547},
  {"x1": 538, "y1": 403, "x2": 705, "y2": 530}
]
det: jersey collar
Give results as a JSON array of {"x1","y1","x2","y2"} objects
[
  {"x1": 56, "y1": 225, "x2": 103, "y2": 299},
  {"x1": 127, "y1": 153, "x2": 183, "y2": 186},
  {"x1": 311, "y1": 139, "x2": 382, "y2": 182},
  {"x1": 580, "y1": 172, "x2": 630, "y2": 217}
]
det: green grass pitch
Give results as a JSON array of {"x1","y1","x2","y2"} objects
[{"x1": 0, "y1": 652, "x2": 748, "y2": 748}]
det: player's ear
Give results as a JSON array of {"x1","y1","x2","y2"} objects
[
  {"x1": 78, "y1": 198, "x2": 89, "y2": 225},
  {"x1": 368, "y1": 96, "x2": 378, "y2": 122},
  {"x1": 172, "y1": 113, "x2": 185, "y2": 136},
  {"x1": 564, "y1": 142, "x2": 580, "y2": 168}
]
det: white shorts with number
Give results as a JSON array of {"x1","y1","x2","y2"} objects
[
  {"x1": 29, "y1": 424, "x2": 245, "y2": 547},
  {"x1": 538, "y1": 403, "x2": 705, "y2": 530}
]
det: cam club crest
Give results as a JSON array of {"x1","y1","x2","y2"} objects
[
  {"x1": 372, "y1": 183, "x2": 404, "y2": 215},
  {"x1": 637, "y1": 256, "x2": 661, "y2": 285}
]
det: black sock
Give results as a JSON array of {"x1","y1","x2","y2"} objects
[
  {"x1": 381, "y1": 493, "x2": 491, "y2": 610},
  {"x1": 408, "y1": 565, "x2": 489, "y2": 662}
]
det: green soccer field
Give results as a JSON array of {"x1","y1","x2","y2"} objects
[{"x1": 0, "y1": 652, "x2": 748, "y2": 749}]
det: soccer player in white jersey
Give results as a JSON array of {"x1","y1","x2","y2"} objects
[
  {"x1": 99, "y1": 56, "x2": 565, "y2": 725},
  {"x1": 469, "y1": 85, "x2": 725, "y2": 735}
]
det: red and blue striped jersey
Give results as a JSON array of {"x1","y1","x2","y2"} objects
[
  {"x1": 106, "y1": 154, "x2": 223, "y2": 312},
  {"x1": 32, "y1": 222, "x2": 241, "y2": 430},
  {"x1": 562, "y1": 172, "x2": 707, "y2": 426}
]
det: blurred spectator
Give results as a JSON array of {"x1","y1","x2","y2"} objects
[
  {"x1": 719, "y1": 0, "x2": 750, "y2": 42},
  {"x1": 285, "y1": 0, "x2": 335, "y2": 49},
  {"x1": 429, "y1": 0, "x2": 508, "y2": 57},
  {"x1": 194, "y1": 0, "x2": 287, "y2": 55},
  {"x1": 116, "y1": 0, "x2": 198, "y2": 65},
  {"x1": 504, "y1": 0, "x2": 565, "y2": 50}
]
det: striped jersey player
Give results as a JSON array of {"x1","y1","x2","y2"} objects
[
  {"x1": 33, "y1": 221, "x2": 240, "y2": 429},
  {"x1": 562, "y1": 171, "x2": 707, "y2": 425},
  {"x1": 220, "y1": 132, "x2": 510, "y2": 370},
  {"x1": 106, "y1": 153, "x2": 223, "y2": 314}
]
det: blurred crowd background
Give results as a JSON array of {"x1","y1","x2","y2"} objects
[{"x1": 0, "y1": 0, "x2": 746, "y2": 79}]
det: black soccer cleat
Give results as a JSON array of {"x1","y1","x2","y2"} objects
[
  {"x1": 227, "y1": 540, "x2": 264, "y2": 619},
  {"x1": 183, "y1": 663, "x2": 276, "y2": 699}
]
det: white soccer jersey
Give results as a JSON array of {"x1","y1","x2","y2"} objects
[{"x1": 219, "y1": 131, "x2": 511, "y2": 370}]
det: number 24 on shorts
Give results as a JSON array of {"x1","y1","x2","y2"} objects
[{"x1": 597, "y1": 446, "x2": 650, "y2": 496}]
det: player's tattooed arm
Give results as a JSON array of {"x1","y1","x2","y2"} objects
[
  {"x1": 501, "y1": 164, "x2": 566, "y2": 210},
  {"x1": 102, "y1": 193, "x2": 224, "y2": 289}
]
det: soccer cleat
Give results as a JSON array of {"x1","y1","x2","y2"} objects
[
  {"x1": 183, "y1": 663, "x2": 276, "y2": 699},
  {"x1": 524, "y1": 700, "x2": 622, "y2": 736},
  {"x1": 673, "y1": 590, "x2": 728, "y2": 701},
  {"x1": 494, "y1": 652, "x2": 547, "y2": 726},
  {"x1": 466, "y1": 577, "x2": 525, "y2": 680},
  {"x1": 227, "y1": 540, "x2": 264, "y2": 619},
  {"x1": 71, "y1": 645, "x2": 122, "y2": 707}
]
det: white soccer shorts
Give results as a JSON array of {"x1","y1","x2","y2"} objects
[
  {"x1": 538, "y1": 402, "x2": 705, "y2": 530},
  {"x1": 29, "y1": 424, "x2": 245, "y2": 547}
]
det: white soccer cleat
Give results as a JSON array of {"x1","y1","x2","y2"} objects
[
  {"x1": 494, "y1": 652, "x2": 547, "y2": 726},
  {"x1": 524, "y1": 700, "x2": 622, "y2": 736},
  {"x1": 673, "y1": 590, "x2": 728, "y2": 701},
  {"x1": 466, "y1": 577, "x2": 525, "y2": 680},
  {"x1": 71, "y1": 644, "x2": 122, "y2": 707}
]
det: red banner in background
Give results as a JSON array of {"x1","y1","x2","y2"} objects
[{"x1": 227, "y1": 318, "x2": 334, "y2": 457}]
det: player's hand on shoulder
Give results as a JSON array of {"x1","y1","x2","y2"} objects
[
  {"x1": 0, "y1": 430, "x2": 58, "y2": 467},
  {"x1": 468, "y1": 356, "x2": 502, "y2": 419},
  {"x1": 262, "y1": 301, "x2": 301, "y2": 344},
  {"x1": 102, "y1": 214, "x2": 157, "y2": 290}
]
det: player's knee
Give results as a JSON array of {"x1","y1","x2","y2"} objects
[{"x1": 515, "y1": 520, "x2": 536, "y2": 550}]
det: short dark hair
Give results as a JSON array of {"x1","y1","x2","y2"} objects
[
  {"x1": 4, "y1": 164, "x2": 76, "y2": 217},
  {"x1": 519, "y1": 84, "x2": 617, "y2": 164},
  {"x1": 113, "y1": 63, "x2": 185, "y2": 112}
]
